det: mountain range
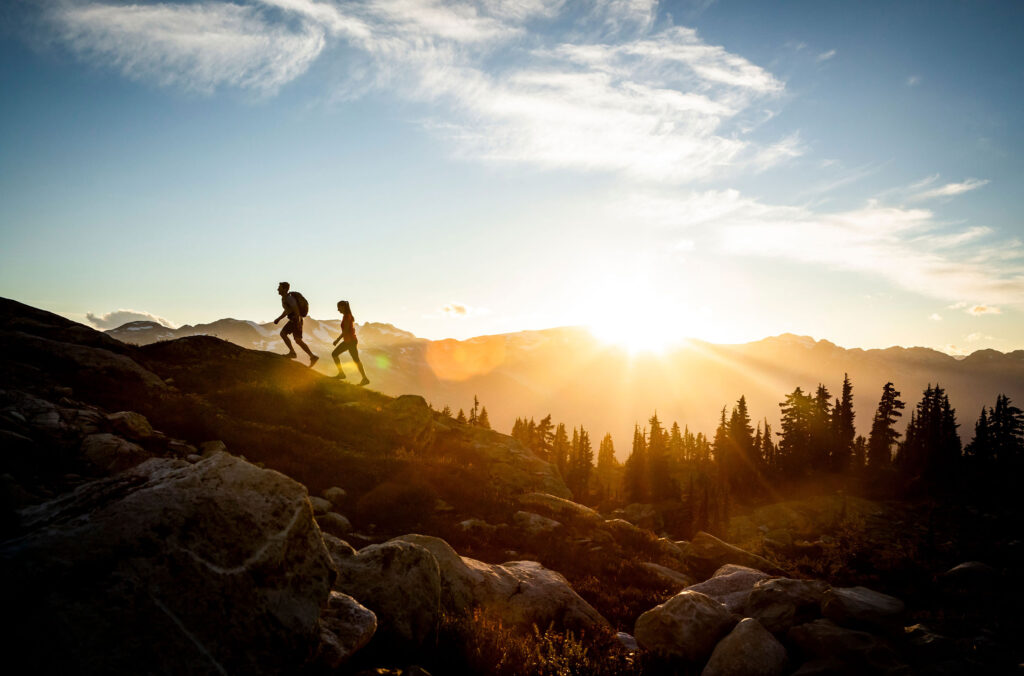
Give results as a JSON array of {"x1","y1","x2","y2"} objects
[{"x1": 106, "y1": 318, "x2": 1024, "y2": 454}]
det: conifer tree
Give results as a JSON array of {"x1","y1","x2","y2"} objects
[
  {"x1": 809, "y1": 384, "x2": 833, "y2": 471},
  {"x1": 727, "y1": 396, "x2": 756, "y2": 489},
  {"x1": 477, "y1": 406, "x2": 491, "y2": 430},
  {"x1": 456, "y1": 408, "x2": 467, "y2": 424},
  {"x1": 712, "y1": 407, "x2": 731, "y2": 468},
  {"x1": 669, "y1": 422, "x2": 684, "y2": 463},
  {"x1": 778, "y1": 387, "x2": 813, "y2": 474},
  {"x1": 469, "y1": 395, "x2": 480, "y2": 426},
  {"x1": 623, "y1": 424, "x2": 648, "y2": 503},
  {"x1": 852, "y1": 435, "x2": 867, "y2": 470},
  {"x1": 441, "y1": 404, "x2": 452, "y2": 417},
  {"x1": 647, "y1": 413, "x2": 675, "y2": 500},
  {"x1": 898, "y1": 384, "x2": 960, "y2": 478},
  {"x1": 867, "y1": 382, "x2": 904, "y2": 468},
  {"x1": 596, "y1": 433, "x2": 618, "y2": 500},
  {"x1": 552, "y1": 423, "x2": 570, "y2": 476},
  {"x1": 831, "y1": 374, "x2": 856, "y2": 472},
  {"x1": 535, "y1": 414, "x2": 554, "y2": 458},
  {"x1": 991, "y1": 394, "x2": 1024, "y2": 465}
]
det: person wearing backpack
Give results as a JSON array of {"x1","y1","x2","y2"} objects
[
  {"x1": 331, "y1": 300, "x2": 369, "y2": 385},
  {"x1": 274, "y1": 281, "x2": 318, "y2": 367}
]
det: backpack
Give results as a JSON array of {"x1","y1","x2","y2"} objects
[{"x1": 289, "y1": 291, "x2": 309, "y2": 317}]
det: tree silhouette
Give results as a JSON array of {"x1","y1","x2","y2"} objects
[{"x1": 867, "y1": 382, "x2": 904, "y2": 468}]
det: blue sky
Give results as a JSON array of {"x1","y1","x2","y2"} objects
[{"x1": 1, "y1": 0, "x2": 1022, "y2": 354}]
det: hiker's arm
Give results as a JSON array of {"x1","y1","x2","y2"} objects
[{"x1": 274, "y1": 310, "x2": 287, "y2": 324}]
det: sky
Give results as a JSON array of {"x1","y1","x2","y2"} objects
[{"x1": 1, "y1": 0, "x2": 1022, "y2": 355}]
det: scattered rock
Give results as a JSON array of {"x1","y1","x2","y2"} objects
[
  {"x1": 788, "y1": 619, "x2": 906, "y2": 674},
  {"x1": 322, "y1": 486, "x2": 347, "y2": 505},
  {"x1": 457, "y1": 518, "x2": 497, "y2": 537},
  {"x1": 514, "y1": 510, "x2": 561, "y2": 535},
  {"x1": 617, "y1": 503, "x2": 660, "y2": 530},
  {"x1": 517, "y1": 492, "x2": 601, "y2": 523},
  {"x1": 821, "y1": 586, "x2": 905, "y2": 633},
  {"x1": 199, "y1": 440, "x2": 227, "y2": 457},
  {"x1": 1, "y1": 453, "x2": 335, "y2": 674},
  {"x1": 634, "y1": 591, "x2": 736, "y2": 663},
  {"x1": 684, "y1": 531, "x2": 783, "y2": 580},
  {"x1": 105, "y1": 411, "x2": 155, "y2": 440},
  {"x1": 747, "y1": 577, "x2": 830, "y2": 635},
  {"x1": 392, "y1": 534, "x2": 609, "y2": 635},
  {"x1": 310, "y1": 496, "x2": 332, "y2": 515},
  {"x1": 322, "y1": 533, "x2": 357, "y2": 567},
  {"x1": 616, "y1": 631, "x2": 639, "y2": 653},
  {"x1": 318, "y1": 512, "x2": 353, "y2": 538},
  {"x1": 641, "y1": 562, "x2": 695, "y2": 588},
  {"x1": 333, "y1": 539, "x2": 442, "y2": 647},
  {"x1": 317, "y1": 591, "x2": 377, "y2": 669},
  {"x1": 702, "y1": 618, "x2": 788, "y2": 676},
  {"x1": 186, "y1": 454, "x2": 202, "y2": 463},
  {"x1": 80, "y1": 432, "x2": 151, "y2": 473},
  {"x1": 685, "y1": 564, "x2": 770, "y2": 614}
]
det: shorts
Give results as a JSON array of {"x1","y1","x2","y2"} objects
[
  {"x1": 283, "y1": 317, "x2": 303, "y2": 338},
  {"x1": 332, "y1": 340, "x2": 360, "y2": 363}
]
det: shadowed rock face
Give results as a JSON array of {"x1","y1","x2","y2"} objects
[
  {"x1": 0, "y1": 453, "x2": 336, "y2": 675},
  {"x1": 634, "y1": 590, "x2": 737, "y2": 663}
]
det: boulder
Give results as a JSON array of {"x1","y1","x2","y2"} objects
[
  {"x1": 656, "y1": 537, "x2": 688, "y2": 563},
  {"x1": 641, "y1": 562, "x2": 695, "y2": 588},
  {"x1": 457, "y1": 518, "x2": 497, "y2": 537},
  {"x1": 318, "y1": 512, "x2": 353, "y2": 538},
  {"x1": 1, "y1": 453, "x2": 335, "y2": 674},
  {"x1": 105, "y1": 411, "x2": 155, "y2": 440},
  {"x1": 322, "y1": 533, "x2": 357, "y2": 567},
  {"x1": 821, "y1": 586, "x2": 905, "y2": 633},
  {"x1": 939, "y1": 561, "x2": 997, "y2": 599},
  {"x1": 601, "y1": 518, "x2": 647, "y2": 542},
  {"x1": 685, "y1": 531, "x2": 783, "y2": 580},
  {"x1": 199, "y1": 440, "x2": 227, "y2": 457},
  {"x1": 634, "y1": 591, "x2": 736, "y2": 663},
  {"x1": 392, "y1": 534, "x2": 609, "y2": 635},
  {"x1": 788, "y1": 619, "x2": 906, "y2": 674},
  {"x1": 332, "y1": 539, "x2": 442, "y2": 647},
  {"x1": 322, "y1": 486, "x2": 347, "y2": 505},
  {"x1": 618, "y1": 503, "x2": 660, "y2": 530},
  {"x1": 80, "y1": 432, "x2": 152, "y2": 473},
  {"x1": 514, "y1": 510, "x2": 562, "y2": 535},
  {"x1": 747, "y1": 578, "x2": 830, "y2": 635},
  {"x1": 684, "y1": 564, "x2": 771, "y2": 614},
  {"x1": 316, "y1": 591, "x2": 377, "y2": 669},
  {"x1": 309, "y1": 496, "x2": 332, "y2": 514},
  {"x1": 517, "y1": 492, "x2": 602, "y2": 523},
  {"x1": 702, "y1": 618, "x2": 788, "y2": 676},
  {"x1": 385, "y1": 394, "x2": 436, "y2": 453}
]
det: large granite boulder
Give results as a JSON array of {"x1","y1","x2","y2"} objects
[
  {"x1": 316, "y1": 591, "x2": 377, "y2": 669},
  {"x1": 80, "y1": 432, "x2": 151, "y2": 473},
  {"x1": 392, "y1": 534, "x2": 609, "y2": 635},
  {"x1": 332, "y1": 539, "x2": 443, "y2": 647},
  {"x1": 702, "y1": 618, "x2": 788, "y2": 676},
  {"x1": 634, "y1": 590, "x2": 737, "y2": 663},
  {"x1": 684, "y1": 531, "x2": 783, "y2": 580},
  {"x1": 517, "y1": 492, "x2": 602, "y2": 524},
  {"x1": 685, "y1": 564, "x2": 771, "y2": 614},
  {"x1": 747, "y1": 577, "x2": 831, "y2": 635},
  {"x1": 0, "y1": 452, "x2": 336, "y2": 674},
  {"x1": 788, "y1": 619, "x2": 907, "y2": 674},
  {"x1": 821, "y1": 586, "x2": 905, "y2": 633}
]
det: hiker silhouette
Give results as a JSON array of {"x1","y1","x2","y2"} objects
[
  {"x1": 274, "y1": 282, "x2": 318, "y2": 367},
  {"x1": 332, "y1": 300, "x2": 369, "y2": 386}
]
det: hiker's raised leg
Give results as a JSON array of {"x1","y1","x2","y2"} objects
[
  {"x1": 331, "y1": 343, "x2": 347, "y2": 378},
  {"x1": 280, "y1": 327, "x2": 297, "y2": 357}
]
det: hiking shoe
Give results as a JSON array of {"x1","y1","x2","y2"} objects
[
  {"x1": 309, "y1": 355, "x2": 319, "y2": 368},
  {"x1": 334, "y1": 372, "x2": 347, "y2": 379},
  {"x1": 358, "y1": 377, "x2": 370, "y2": 386},
  {"x1": 282, "y1": 351, "x2": 297, "y2": 358}
]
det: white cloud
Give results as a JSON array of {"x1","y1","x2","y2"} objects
[
  {"x1": 815, "y1": 49, "x2": 836, "y2": 62},
  {"x1": 906, "y1": 75, "x2": 920, "y2": 86},
  {"x1": 967, "y1": 305, "x2": 1001, "y2": 316},
  {"x1": 46, "y1": 1, "x2": 793, "y2": 182},
  {"x1": 618, "y1": 188, "x2": 1024, "y2": 308},
  {"x1": 966, "y1": 332, "x2": 993, "y2": 342},
  {"x1": 86, "y1": 309, "x2": 177, "y2": 329},
  {"x1": 438, "y1": 302, "x2": 488, "y2": 317},
  {"x1": 911, "y1": 177, "x2": 990, "y2": 202},
  {"x1": 929, "y1": 313, "x2": 942, "y2": 321},
  {"x1": 52, "y1": 1, "x2": 328, "y2": 94}
]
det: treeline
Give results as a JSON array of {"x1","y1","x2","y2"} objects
[{"x1": 506, "y1": 374, "x2": 1024, "y2": 515}]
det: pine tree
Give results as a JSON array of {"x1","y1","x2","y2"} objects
[
  {"x1": 623, "y1": 424, "x2": 648, "y2": 503},
  {"x1": 991, "y1": 394, "x2": 1024, "y2": 465},
  {"x1": 831, "y1": 374, "x2": 856, "y2": 471},
  {"x1": 669, "y1": 422, "x2": 684, "y2": 464},
  {"x1": 852, "y1": 435, "x2": 867, "y2": 470},
  {"x1": 567, "y1": 427, "x2": 594, "y2": 501},
  {"x1": 867, "y1": 382, "x2": 904, "y2": 468},
  {"x1": 778, "y1": 387, "x2": 812, "y2": 475},
  {"x1": 809, "y1": 384, "x2": 833, "y2": 471},
  {"x1": 712, "y1": 407, "x2": 731, "y2": 469},
  {"x1": 456, "y1": 408, "x2": 467, "y2": 424},
  {"x1": 535, "y1": 414, "x2": 554, "y2": 458},
  {"x1": 728, "y1": 395, "x2": 756, "y2": 489},
  {"x1": 596, "y1": 433, "x2": 618, "y2": 501},
  {"x1": 477, "y1": 406, "x2": 491, "y2": 430},
  {"x1": 469, "y1": 396, "x2": 480, "y2": 426},
  {"x1": 898, "y1": 384, "x2": 960, "y2": 478},
  {"x1": 648, "y1": 413, "x2": 675, "y2": 500},
  {"x1": 761, "y1": 419, "x2": 776, "y2": 470},
  {"x1": 552, "y1": 423, "x2": 570, "y2": 476},
  {"x1": 441, "y1": 404, "x2": 452, "y2": 418}
]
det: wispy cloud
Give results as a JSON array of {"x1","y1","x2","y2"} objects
[
  {"x1": 929, "y1": 313, "x2": 942, "y2": 321},
  {"x1": 815, "y1": 49, "x2": 836, "y2": 62},
  {"x1": 86, "y1": 308, "x2": 177, "y2": 329},
  {"x1": 620, "y1": 188, "x2": 1024, "y2": 308},
  {"x1": 45, "y1": 0, "x2": 793, "y2": 182},
  {"x1": 911, "y1": 177, "x2": 990, "y2": 201},
  {"x1": 906, "y1": 75, "x2": 920, "y2": 86},
  {"x1": 437, "y1": 301, "x2": 489, "y2": 318},
  {"x1": 967, "y1": 305, "x2": 1001, "y2": 316}
]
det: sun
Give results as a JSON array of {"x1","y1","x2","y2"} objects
[{"x1": 583, "y1": 277, "x2": 692, "y2": 355}]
